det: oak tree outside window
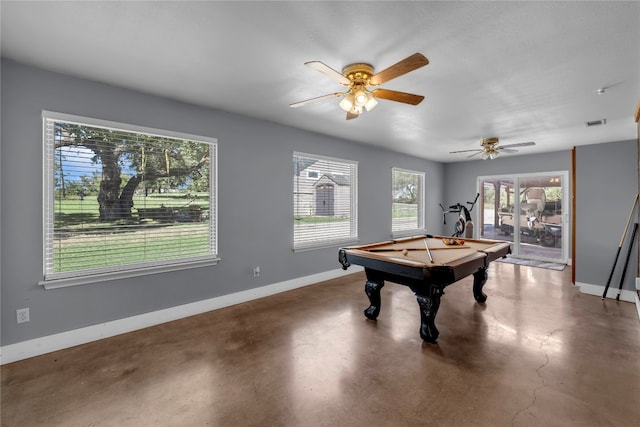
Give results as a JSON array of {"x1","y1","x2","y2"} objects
[
  {"x1": 392, "y1": 168, "x2": 425, "y2": 234},
  {"x1": 42, "y1": 111, "x2": 218, "y2": 288},
  {"x1": 293, "y1": 152, "x2": 358, "y2": 250}
]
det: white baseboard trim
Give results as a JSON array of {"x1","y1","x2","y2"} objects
[
  {"x1": 0, "y1": 267, "x2": 363, "y2": 365},
  {"x1": 576, "y1": 281, "x2": 636, "y2": 303}
]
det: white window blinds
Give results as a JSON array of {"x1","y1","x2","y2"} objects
[
  {"x1": 43, "y1": 112, "x2": 217, "y2": 286},
  {"x1": 392, "y1": 168, "x2": 425, "y2": 234},
  {"x1": 293, "y1": 152, "x2": 358, "y2": 250}
]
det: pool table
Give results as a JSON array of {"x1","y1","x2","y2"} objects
[{"x1": 338, "y1": 234, "x2": 511, "y2": 343}]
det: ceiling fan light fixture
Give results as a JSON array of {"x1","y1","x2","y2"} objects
[
  {"x1": 350, "y1": 105, "x2": 363, "y2": 115},
  {"x1": 341, "y1": 86, "x2": 377, "y2": 114},
  {"x1": 353, "y1": 88, "x2": 368, "y2": 107},
  {"x1": 364, "y1": 91, "x2": 378, "y2": 111},
  {"x1": 352, "y1": 85, "x2": 378, "y2": 112},
  {"x1": 480, "y1": 149, "x2": 500, "y2": 160},
  {"x1": 339, "y1": 93, "x2": 355, "y2": 112}
]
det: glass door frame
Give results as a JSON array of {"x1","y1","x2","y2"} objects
[{"x1": 477, "y1": 171, "x2": 570, "y2": 263}]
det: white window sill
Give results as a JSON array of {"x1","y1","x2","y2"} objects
[
  {"x1": 39, "y1": 257, "x2": 221, "y2": 289},
  {"x1": 293, "y1": 238, "x2": 360, "y2": 252}
]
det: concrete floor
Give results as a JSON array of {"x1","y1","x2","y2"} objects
[{"x1": 2, "y1": 263, "x2": 639, "y2": 426}]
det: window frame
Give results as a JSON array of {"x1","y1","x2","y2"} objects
[
  {"x1": 293, "y1": 151, "x2": 359, "y2": 251},
  {"x1": 391, "y1": 167, "x2": 425, "y2": 237},
  {"x1": 41, "y1": 111, "x2": 219, "y2": 289}
]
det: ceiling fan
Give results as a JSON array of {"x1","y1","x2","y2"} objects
[
  {"x1": 449, "y1": 138, "x2": 536, "y2": 160},
  {"x1": 290, "y1": 53, "x2": 429, "y2": 120}
]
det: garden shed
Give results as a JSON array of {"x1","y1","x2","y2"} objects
[{"x1": 313, "y1": 174, "x2": 350, "y2": 216}]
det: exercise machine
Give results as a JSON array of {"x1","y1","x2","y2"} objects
[{"x1": 439, "y1": 193, "x2": 479, "y2": 238}]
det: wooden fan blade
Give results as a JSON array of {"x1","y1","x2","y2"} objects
[
  {"x1": 499, "y1": 141, "x2": 535, "y2": 149},
  {"x1": 467, "y1": 151, "x2": 483, "y2": 158},
  {"x1": 499, "y1": 148, "x2": 518, "y2": 153},
  {"x1": 369, "y1": 53, "x2": 429, "y2": 85},
  {"x1": 304, "y1": 61, "x2": 350, "y2": 85},
  {"x1": 449, "y1": 149, "x2": 482, "y2": 154},
  {"x1": 372, "y1": 88, "x2": 424, "y2": 105},
  {"x1": 290, "y1": 92, "x2": 344, "y2": 108},
  {"x1": 346, "y1": 111, "x2": 359, "y2": 120}
]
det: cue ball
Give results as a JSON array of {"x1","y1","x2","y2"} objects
[{"x1": 402, "y1": 249, "x2": 409, "y2": 256}]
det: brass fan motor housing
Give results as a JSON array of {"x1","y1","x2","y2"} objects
[
  {"x1": 481, "y1": 137, "x2": 499, "y2": 148},
  {"x1": 341, "y1": 63, "x2": 375, "y2": 86}
]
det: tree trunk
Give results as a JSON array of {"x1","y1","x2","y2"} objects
[
  {"x1": 118, "y1": 175, "x2": 144, "y2": 218},
  {"x1": 98, "y1": 158, "x2": 122, "y2": 221}
]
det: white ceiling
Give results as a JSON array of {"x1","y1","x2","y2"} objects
[{"x1": 2, "y1": 1, "x2": 639, "y2": 162}]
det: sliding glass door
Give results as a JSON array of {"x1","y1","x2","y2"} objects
[{"x1": 478, "y1": 172, "x2": 568, "y2": 263}]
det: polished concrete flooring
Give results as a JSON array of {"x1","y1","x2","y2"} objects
[{"x1": 2, "y1": 263, "x2": 640, "y2": 426}]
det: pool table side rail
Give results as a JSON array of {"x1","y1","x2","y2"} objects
[
  {"x1": 345, "y1": 234, "x2": 509, "y2": 249},
  {"x1": 342, "y1": 248, "x2": 435, "y2": 268},
  {"x1": 340, "y1": 249, "x2": 487, "y2": 285},
  {"x1": 481, "y1": 241, "x2": 512, "y2": 261},
  {"x1": 338, "y1": 237, "x2": 511, "y2": 285}
]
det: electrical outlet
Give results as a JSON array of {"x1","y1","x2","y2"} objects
[
  {"x1": 253, "y1": 266, "x2": 260, "y2": 277},
  {"x1": 16, "y1": 308, "x2": 30, "y2": 324}
]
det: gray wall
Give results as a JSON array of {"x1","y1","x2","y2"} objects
[
  {"x1": 2, "y1": 59, "x2": 636, "y2": 348},
  {"x1": 574, "y1": 140, "x2": 638, "y2": 290},
  {"x1": 0, "y1": 59, "x2": 443, "y2": 346}
]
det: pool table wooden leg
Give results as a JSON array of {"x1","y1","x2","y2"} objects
[
  {"x1": 416, "y1": 287, "x2": 442, "y2": 343},
  {"x1": 472, "y1": 266, "x2": 488, "y2": 303},
  {"x1": 364, "y1": 280, "x2": 384, "y2": 320}
]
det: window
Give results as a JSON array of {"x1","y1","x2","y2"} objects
[
  {"x1": 42, "y1": 111, "x2": 218, "y2": 288},
  {"x1": 392, "y1": 168, "x2": 425, "y2": 234},
  {"x1": 293, "y1": 152, "x2": 358, "y2": 250}
]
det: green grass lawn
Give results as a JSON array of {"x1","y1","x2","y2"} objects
[
  {"x1": 294, "y1": 215, "x2": 350, "y2": 224},
  {"x1": 392, "y1": 203, "x2": 418, "y2": 218},
  {"x1": 52, "y1": 192, "x2": 212, "y2": 273},
  {"x1": 52, "y1": 224, "x2": 210, "y2": 273}
]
